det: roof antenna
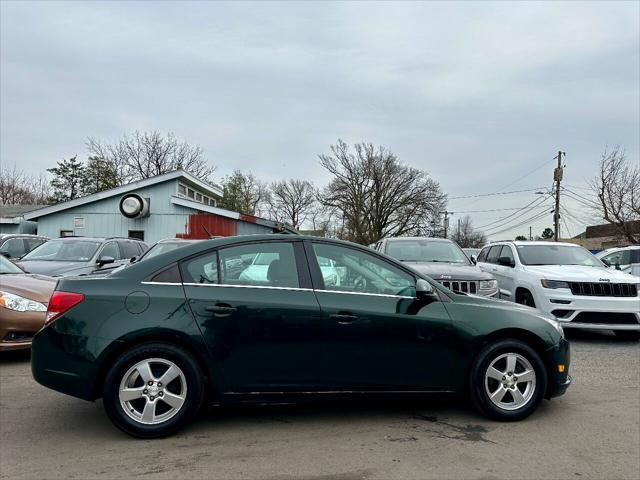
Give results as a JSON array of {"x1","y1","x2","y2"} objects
[{"x1": 201, "y1": 223, "x2": 215, "y2": 239}]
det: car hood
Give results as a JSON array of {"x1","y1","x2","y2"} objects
[
  {"x1": 521, "y1": 264, "x2": 638, "y2": 282},
  {"x1": 17, "y1": 260, "x2": 92, "y2": 277},
  {"x1": 0, "y1": 274, "x2": 56, "y2": 303},
  {"x1": 402, "y1": 262, "x2": 494, "y2": 281}
]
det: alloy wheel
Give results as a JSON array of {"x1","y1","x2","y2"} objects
[
  {"x1": 118, "y1": 358, "x2": 187, "y2": 425},
  {"x1": 484, "y1": 352, "x2": 536, "y2": 411}
]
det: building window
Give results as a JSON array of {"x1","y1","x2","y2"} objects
[
  {"x1": 195, "y1": 192, "x2": 203, "y2": 202},
  {"x1": 187, "y1": 188, "x2": 195, "y2": 199},
  {"x1": 74, "y1": 216, "x2": 85, "y2": 228},
  {"x1": 178, "y1": 184, "x2": 186, "y2": 196},
  {"x1": 128, "y1": 230, "x2": 145, "y2": 241},
  {"x1": 60, "y1": 230, "x2": 73, "y2": 237}
]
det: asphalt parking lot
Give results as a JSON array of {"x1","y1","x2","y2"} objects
[{"x1": 1, "y1": 330, "x2": 638, "y2": 480}]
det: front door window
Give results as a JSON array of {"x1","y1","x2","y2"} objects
[{"x1": 312, "y1": 243, "x2": 415, "y2": 297}]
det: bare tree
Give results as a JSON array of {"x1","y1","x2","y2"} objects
[
  {"x1": 590, "y1": 147, "x2": 640, "y2": 243},
  {"x1": 86, "y1": 131, "x2": 215, "y2": 183},
  {"x1": 319, "y1": 140, "x2": 447, "y2": 245},
  {"x1": 218, "y1": 170, "x2": 268, "y2": 216},
  {"x1": 451, "y1": 215, "x2": 487, "y2": 248},
  {"x1": 0, "y1": 165, "x2": 51, "y2": 205},
  {"x1": 268, "y1": 179, "x2": 317, "y2": 229}
]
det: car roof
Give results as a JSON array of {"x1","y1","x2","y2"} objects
[
  {"x1": 0, "y1": 233, "x2": 48, "y2": 239},
  {"x1": 384, "y1": 237, "x2": 453, "y2": 243},
  {"x1": 51, "y1": 236, "x2": 144, "y2": 242},
  {"x1": 155, "y1": 238, "x2": 202, "y2": 244},
  {"x1": 487, "y1": 240, "x2": 582, "y2": 247}
]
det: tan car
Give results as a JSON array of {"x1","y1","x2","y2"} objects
[{"x1": 0, "y1": 256, "x2": 55, "y2": 351}]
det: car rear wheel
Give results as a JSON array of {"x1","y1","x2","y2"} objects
[
  {"x1": 103, "y1": 342, "x2": 204, "y2": 438},
  {"x1": 614, "y1": 330, "x2": 640, "y2": 341},
  {"x1": 469, "y1": 339, "x2": 547, "y2": 421}
]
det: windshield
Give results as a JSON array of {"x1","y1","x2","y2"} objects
[
  {"x1": 517, "y1": 245, "x2": 603, "y2": 267},
  {"x1": 21, "y1": 239, "x2": 100, "y2": 262},
  {"x1": 386, "y1": 240, "x2": 470, "y2": 264},
  {"x1": 0, "y1": 256, "x2": 24, "y2": 274},
  {"x1": 140, "y1": 242, "x2": 190, "y2": 261}
]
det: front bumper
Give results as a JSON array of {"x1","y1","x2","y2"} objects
[
  {"x1": 0, "y1": 308, "x2": 46, "y2": 351},
  {"x1": 546, "y1": 338, "x2": 571, "y2": 398},
  {"x1": 537, "y1": 289, "x2": 640, "y2": 330}
]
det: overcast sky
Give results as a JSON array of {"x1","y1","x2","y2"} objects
[{"x1": 1, "y1": 1, "x2": 638, "y2": 240}]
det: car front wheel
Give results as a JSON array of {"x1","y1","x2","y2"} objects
[
  {"x1": 470, "y1": 339, "x2": 547, "y2": 421},
  {"x1": 103, "y1": 342, "x2": 204, "y2": 438}
]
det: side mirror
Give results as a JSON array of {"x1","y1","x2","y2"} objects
[
  {"x1": 129, "y1": 256, "x2": 137, "y2": 263},
  {"x1": 0, "y1": 251, "x2": 10, "y2": 258},
  {"x1": 497, "y1": 256, "x2": 515, "y2": 268},
  {"x1": 97, "y1": 255, "x2": 115, "y2": 267},
  {"x1": 615, "y1": 262, "x2": 621, "y2": 270},
  {"x1": 416, "y1": 278, "x2": 435, "y2": 299},
  {"x1": 470, "y1": 255, "x2": 477, "y2": 264}
]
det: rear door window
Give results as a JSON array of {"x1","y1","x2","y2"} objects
[
  {"x1": 118, "y1": 241, "x2": 140, "y2": 259},
  {"x1": 219, "y1": 242, "x2": 299, "y2": 288},
  {"x1": 182, "y1": 251, "x2": 218, "y2": 284}
]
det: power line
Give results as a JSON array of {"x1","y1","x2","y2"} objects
[
  {"x1": 448, "y1": 187, "x2": 546, "y2": 201},
  {"x1": 485, "y1": 208, "x2": 553, "y2": 238},
  {"x1": 475, "y1": 194, "x2": 552, "y2": 230}
]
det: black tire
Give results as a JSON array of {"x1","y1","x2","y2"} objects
[
  {"x1": 469, "y1": 339, "x2": 547, "y2": 421},
  {"x1": 103, "y1": 342, "x2": 204, "y2": 438},
  {"x1": 516, "y1": 290, "x2": 536, "y2": 308},
  {"x1": 614, "y1": 330, "x2": 640, "y2": 341}
]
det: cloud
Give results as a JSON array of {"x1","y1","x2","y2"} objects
[{"x1": 1, "y1": 0, "x2": 638, "y2": 239}]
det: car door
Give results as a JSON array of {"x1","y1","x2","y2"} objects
[
  {"x1": 181, "y1": 239, "x2": 325, "y2": 392},
  {"x1": 306, "y1": 241, "x2": 455, "y2": 391},
  {"x1": 492, "y1": 245, "x2": 517, "y2": 300},
  {"x1": 478, "y1": 245, "x2": 504, "y2": 294}
]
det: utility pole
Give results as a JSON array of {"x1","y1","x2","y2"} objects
[
  {"x1": 553, "y1": 151, "x2": 565, "y2": 242},
  {"x1": 529, "y1": 226, "x2": 532, "y2": 241},
  {"x1": 443, "y1": 211, "x2": 450, "y2": 239}
]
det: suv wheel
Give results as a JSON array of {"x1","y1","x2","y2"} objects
[
  {"x1": 516, "y1": 290, "x2": 536, "y2": 308},
  {"x1": 470, "y1": 339, "x2": 547, "y2": 421},
  {"x1": 103, "y1": 342, "x2": 204, "y2": 438}
]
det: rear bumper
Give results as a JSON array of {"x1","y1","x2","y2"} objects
[{"x1": 31, "y1": 325, "x2": 98, "y2": 401}]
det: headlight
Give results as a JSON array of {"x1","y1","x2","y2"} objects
[
  {"x1": 479, "y1": 280, "x2": 498, "y2": 290},
  {"x1": 540, "y1": 279, "x2": 571, "y2": 289},
  {"x1": 0, "y1": 291, "x2": 46, "y2": 312}
]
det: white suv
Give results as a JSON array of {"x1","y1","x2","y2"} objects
[{"x1": 476, "y1": 241, "x2": 640, "y2": 340}]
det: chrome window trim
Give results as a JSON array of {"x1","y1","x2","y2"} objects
[
  {"x1": 315, "y1": 288, "x2": 416, "y2": 300},
  {"x1": 146, "y1": 281, "x2": 416, "y2": 299}
]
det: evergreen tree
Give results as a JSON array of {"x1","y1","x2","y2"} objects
[
  {"x1": 82, "y1": 156, "x2": 119, "y2": 195},
  {"x1": 47, "y1": 156, "x2": 85, "y2": 203}
]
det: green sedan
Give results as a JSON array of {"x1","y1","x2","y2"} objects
[{"x1": 31, "y1": 235, "x2": 571, "y2": 438}]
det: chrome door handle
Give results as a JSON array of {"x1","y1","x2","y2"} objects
[
  {"x1": 330, "y1": 313, "x2": 359, "y2": 324},
  {"x1": 205, "y1": 304, "x2": 237, "y2": 315}
]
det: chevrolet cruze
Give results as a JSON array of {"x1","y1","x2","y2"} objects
[{"x1": 31, "y1": 235, "x2": 571, "y2": 438}]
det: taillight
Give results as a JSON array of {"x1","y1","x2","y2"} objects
[{"x1": 45, "y1": 291, "x2": 85, "y2": 325}]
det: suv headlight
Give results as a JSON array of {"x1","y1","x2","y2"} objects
[
  {"x1": 540, "y1": 279, "x2": 571, "y2": 289},
  {"x1": 0, "y1": 291, "x2": 46, "y2": 312},
  {"x1": 479, "y1": 280, "x2": 498, "y2": 290}
]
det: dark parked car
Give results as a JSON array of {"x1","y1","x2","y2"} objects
[
  {"x1": 0, "y1": 234, "x2": 48, "y2": 260},
  {"x1": 32, "y1": 235, "x2": 570, "y2": 438},
  {"x1": 374, "y1": 237, "x2": 499, "y2": 297},
  {"x1": 18, "y1": 236, "x2": 148, "y2": 277}
]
